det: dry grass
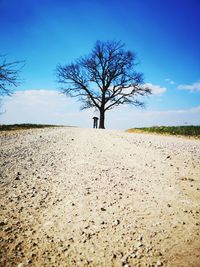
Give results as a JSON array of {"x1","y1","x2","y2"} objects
[{"x1": 127, "y1": 125, "x2": 200, "y2": 138}]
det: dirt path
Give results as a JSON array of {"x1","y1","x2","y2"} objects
[{"x1": 0, "y1": 127, "x2": 200, "y2": 267}]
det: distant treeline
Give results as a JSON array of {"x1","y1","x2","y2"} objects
[
  {"x1": 0, "y1": 124, "x2": 65, "y2": 131},
  {"x1": 128, "y1": 126, "x2": 200, "y2": 137}
]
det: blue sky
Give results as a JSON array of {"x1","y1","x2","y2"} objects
[{"x1": 0, "y1": 0, "x2": 200, "y2": 128}]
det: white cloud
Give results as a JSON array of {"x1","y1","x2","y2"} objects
[
  {"x1": 165, "y1": 78, "x2": 175, "y2": 85},
  {"x1": 177, "y1": 81, "x2": 200, "y2": 92},
  {"x1": 0, "y1": 90, "x2": 95, "y2": 127},
  {"x1": 144, "y1": 83, "x2": 167, "y2": 96},
  {"x1": 0, "y1": 89, "x2": 199, "y2": 130},
  {"x1": 107, "y1": 105, "x2": 200, "y2": 128}
]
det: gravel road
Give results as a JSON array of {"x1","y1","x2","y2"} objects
[{"x1": 0, "y1": 127, "x2": 200, "y2": 267}]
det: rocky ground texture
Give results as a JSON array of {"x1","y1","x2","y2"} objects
[{"x1": 0, "y1": 127, "x2": 200, "y2": 267}]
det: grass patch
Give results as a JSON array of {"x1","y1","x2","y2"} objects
[
  {"x1": 127, "y1": 126, "x2": 200, "y2": 137},
  {"x1": 0, "y1": 124, "x2": 65, "y2": 132}
]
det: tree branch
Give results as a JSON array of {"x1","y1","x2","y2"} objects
[
  {"x1": 0, "y1": 57, "x2": 25, "y2": 96},
  {"x1": 56, "y1": 40, "x2": 152, "y2": 119}
]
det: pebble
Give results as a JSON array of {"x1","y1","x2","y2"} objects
[
  {"x1": 0, "y1": 221, "x2": 6, "y2": 226},
  {"x1": 156, "y1": 260, "x2": 163, "y2": 266},
  {"x1": 137, "y1": 235, "x2": 143, "y2": 241},
  {"x1": 131, "y1": 253, "x2": 137, "y2": 258},
  {"x1": 135, "y1": 242, "x2": 143, "y2": 248},
  {"x1": 113, "y1": 219, "x2": 120, "y2": 226}
]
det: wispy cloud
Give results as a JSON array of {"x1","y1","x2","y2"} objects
[
  {"x1": 177, "y1": 81, "x2": 200, "y2": 92},
  {"x1": 108, "y1": 83, "x2": 166, "y2": 96},
  {"x1": 144, "y1": 83, "x2": 167, "y2": 96},
  {"x1": 144, "y1": 106, "x2": 200, "y2": 116},
  {"x1": 165, "y1": 78, "x2": 175, "y2": 85}
]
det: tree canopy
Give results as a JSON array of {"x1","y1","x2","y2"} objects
[{"x1": 57, "y1": 40, "x2": 151, "y2": 128}]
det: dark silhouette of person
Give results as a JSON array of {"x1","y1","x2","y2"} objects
[{"x1": 93, "y1": 117, "x2": 99, "y2": 128}]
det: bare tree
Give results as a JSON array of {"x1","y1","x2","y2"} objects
[
  {"x1": 0, "y1": 56, "x2": 24, "y2": 97},
  {"x1": 56, "y1": 40, "x2": 151, "y2": 129}
]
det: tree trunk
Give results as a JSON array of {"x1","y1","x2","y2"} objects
[{"x1": 99, "y1": 109, "x2": 105, "y2": 129}]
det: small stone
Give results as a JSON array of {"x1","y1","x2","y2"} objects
[
  {"x1": 135, "y1": 242, "x2": 143, "y2": 248},
  {"x1": 156, "y1": 251, "x2": 163, "y2": 256},
  {"x1": 131, "y1": 253, "x2": 137, "y2": 258},
  {"x1": 146, "y1": 246, "x2": 152, "y2": 252},
  {"x1": 0, "y1": 221, "x2": 6, "y2": 226},
  {"x1": 4, "y1": 226, "x2": 12, "y2": 232},
  {"x1": 156, "y1": 260, "x2": 163, "y2": 266},
  {"x1": 101, "y1": 207, "x2": 106, "y2": 211},
  {"x1": 113, "y1": 219, "x2": 120, "y2": 226}
]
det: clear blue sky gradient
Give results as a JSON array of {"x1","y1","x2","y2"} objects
[{"x1": 1, "y1": 0, "x2": 200, "y2": 111}]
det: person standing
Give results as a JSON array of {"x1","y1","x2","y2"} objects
[{"x1": 93, "y1": 117, "x2": 99, "y2": 128}]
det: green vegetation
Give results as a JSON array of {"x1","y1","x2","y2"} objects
[
  {"x1": 127, "y1": 125, "x2": 200, "y2": 137},
  {"x1": 0, "y1": 124, "x2": 64, "y2": 132}
]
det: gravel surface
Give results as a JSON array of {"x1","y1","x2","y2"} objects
[{"x1": 0, "y1": 127, "x2": 200, "y2": 267}]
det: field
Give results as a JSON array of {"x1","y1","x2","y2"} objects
[
  {"x1": 127, "y1": 125, "x2": 200, "y2": 137},
  {"x1": 0, "y1": 124, "x2": 64, "y2": 132},
  {"x1": 0, "y1": 127, "x2": 200, "y2": 266}
]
